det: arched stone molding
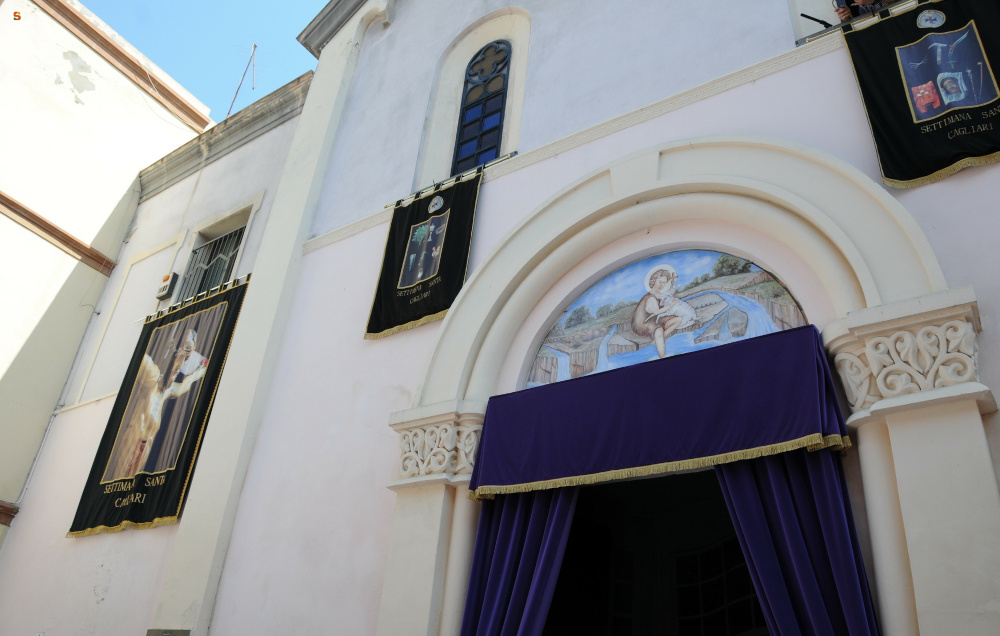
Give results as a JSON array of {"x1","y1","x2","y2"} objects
[
  {"x1": 413, "y1": 8, "x2": 531, "y2": 190},
  {"x1": 415, "y1": 136, "x2": 946, "y2": 408},
  {"x1": 379, "y1": 137, "x2": 1000, "y2": 636}
]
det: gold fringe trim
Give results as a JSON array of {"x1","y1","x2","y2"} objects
[
  {"x1": 884, "y1": 149, "x2": 1000, "y2": 189},
  {"x1": 364, "y1": 308, "x2": 449, "y2": 340},
  {"x1": 67, "y1": 515, "x2": 178, "y2": 538},
  {"x1": 468, "y1": 434, "x2": 852, "y2": 501},
  {"x1": 71, "y1": 285, "x2": 251, "y2": 538}
]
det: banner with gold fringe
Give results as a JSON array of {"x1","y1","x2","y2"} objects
[
  {"x1": 844, "y1": 0, "x2": 1000, "y2": 187},
  {"x1": 365, "y1": 171, "x2": 482, "y2": 339},
  {"x1": 469, "y1": 326, "x2": 849, "y2": 501},
  {"x1": 69, "y1": 279, "x2": 247, "y2": 536}
]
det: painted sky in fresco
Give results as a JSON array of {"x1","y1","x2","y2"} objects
[{"x1": 558, "y1": 250, "x2": 759, "y2": 324}]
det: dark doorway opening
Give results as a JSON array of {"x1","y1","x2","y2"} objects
[{"x1": 543, "y1": 470, "x2": 768, "y2": 635}]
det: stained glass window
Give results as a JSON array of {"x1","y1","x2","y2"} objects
[{"x1": 451, "y1": 40, "x2": 510, "y2": 175}]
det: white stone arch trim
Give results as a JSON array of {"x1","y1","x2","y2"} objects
[
  {"x1": 413, "y1": 7, "x2": 531, "y2": 190},
  {"x1": 416, "y1": 136, "x2": 947, "y2": 406}
]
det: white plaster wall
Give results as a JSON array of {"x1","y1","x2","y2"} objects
[
  {"x1": 0, "y1": 118, "x2": 299, "y2": 635},
  {"x1": 313, "y1": 0, "x2": 795, "y2": 235},
  {"x1": 0, "y1": 0, "x2": 198, "y2": 240},
  {"x1": 0, "y1": 0, "x2": 199, "y2": 380},
  {"x1": 209, "y1": 228, "x2": 415, "y2": 634},
  {"x1": 0, "y1": 0, "x2": 203, "y2": 511},
  {"x1": 62, "y1": 118, "x2": 300, "y2": 407},
  {"x1": 0, "y1": 396, "x2": 179, "y2": 636}
]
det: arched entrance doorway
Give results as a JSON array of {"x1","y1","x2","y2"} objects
[{"x1": 376, "y1": 138, "x2": 996, "y2": 636}]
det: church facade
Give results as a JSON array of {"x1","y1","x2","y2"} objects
[{"x1": 1, "y1": 1, "x2": 999, "y2": 634}]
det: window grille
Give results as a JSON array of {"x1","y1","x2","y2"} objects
[
  {"x1": 451, "y1": 40, "x2": 511, "y2": 175},
  {"x1": 175, "y1": 227, "x2": 245, "y2": 301}
]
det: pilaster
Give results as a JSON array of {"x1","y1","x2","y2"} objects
[
  {"x1": 378, "y1": 401, "x2": 486, "y2": 636},
  {"x1": 828, "y1": 287, "x2": 1000, "y2": 635}
]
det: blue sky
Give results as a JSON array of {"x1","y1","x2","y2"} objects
[{"x1": 81, "y1": 0, "x2": 328, "y2": 121}]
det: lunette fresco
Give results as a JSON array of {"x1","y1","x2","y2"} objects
[{"x1": 527, "y1": 250, "x2": 807, "y2": 387}]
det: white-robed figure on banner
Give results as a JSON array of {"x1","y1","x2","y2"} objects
[
  {"x1": 105, "y1": 328, "x2": 207, "y2": 481},
  {"x1": 630, "y1": 265, "x2": 697, "y2": 359}
]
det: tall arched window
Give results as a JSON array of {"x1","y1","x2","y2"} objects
[{"x1": 451, "y1": 40, "x2": 511, "y2": 175}]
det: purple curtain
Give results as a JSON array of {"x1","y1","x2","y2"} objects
[
  {"x1": 460, "y1": 488, "x2": 579, "y2": 636},
  {"x1": 469, "y1": 327, "x2": 849, "y2": 500},
  {"x1": 716, "y1": 449, "x2": 880, "y2": 636}
]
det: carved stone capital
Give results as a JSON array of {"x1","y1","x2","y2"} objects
[
  {"x1": 826, "y1": 288, "x2": 981, "y2": 413},
  {"x1": 389, "y1": 401, "x2": 486, "y2": 482}
]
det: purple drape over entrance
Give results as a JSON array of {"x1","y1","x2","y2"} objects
[
  {"x1": 461, "y1": 325, "x2": 879, "y2": 635},
  {"x1": 717, "y1": 450, "x2": 879, "y2": 635},
  {"x1": 460, "y1": 488, "x2": 579, "y2": 636},
  {"x1": 470, "y1": 326, "x2": 848, "y2": 500}
]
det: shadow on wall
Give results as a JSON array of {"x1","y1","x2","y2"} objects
[{"x1": 0, "y1": 178, "x2": 140, "y2": 505}]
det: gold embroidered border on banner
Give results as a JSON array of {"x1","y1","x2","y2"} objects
[
  {"x1": 67, "y1": 515, "x2": 179, "y2": 537},
  {"x1": 364, "y1": 168, "x2": 483, "y2": 340},
  {"x1": 363, "y1": 308, "x2": 451, "y2": 340},
  {"x1": 883, "y1": 149, "x2": 1000, "y2": 188},
  {"x1": 67, "y1": 279, "x2": 250, "y2": 537},
  {"x1": 468, "y1": 433, "x2": 852, "y2": 501}
]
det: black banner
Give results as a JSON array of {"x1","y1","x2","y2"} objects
[
  {"x1": 845, "y1": 0, "x2": 1000, "y2": 187},
  {"x1": 365, "y1": 172, "x2": 482, "y2": 339},
  {"x1": 69, "y1": 280, "x2": 247, "y2": 536}
]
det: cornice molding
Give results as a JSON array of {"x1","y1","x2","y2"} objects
[
  {"x1": 34, "y1": 0, "x2": 211, "y2": 132},
  {"x1": 297, "y1": 0, "x2": 369, "y2": 58},
  {"x1": 139, "y1": 73, "x2": 313, "y2": 202},
  {"x1": 301, "y1": 34, "x2": 845, "y2": 254},
  {"x1": 0, "y1": 189, "x2": 115, "y2": 275}
]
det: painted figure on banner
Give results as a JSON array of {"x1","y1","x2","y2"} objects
[
  {"x1": 103, "y1": 304, "x2": 225, "y2": 481},
  {"x1": 398, "y1": 208, "x2": 450, "y2": 289},
  {"x1": 897, "y1": 21, "x2": 999, "y2": 122},
  {"x1": 527, "y1": 250, "x2": 808, "y2": 387}
]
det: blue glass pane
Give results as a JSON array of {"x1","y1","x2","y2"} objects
[
  {"x1": 458, "y1": 140, "x2": 477, "y2": 159},
  {"x1": 480, "y1": 129, "x2": 499, "y2": 149},
  {"x1": 478, "y1": 148, "x2": 497, "y2": 164},
  {"x1": 456, "y1": 157, "x2": 476, "y2": 173},
  {"x1": 461, "y1": 121, "x2": 479, "y2": 141},
  {"x1": 482, "y1": 112, "x2": 501, "y2": 131},
  {"x1": 463, "y1": 103, "x2": 483, "y2": 123},
  {"x1": 485, "y1": 94, "x2": 504, "y2": 114}
]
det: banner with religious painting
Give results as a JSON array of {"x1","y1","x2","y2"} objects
[
  {"x1": 365, "y1": 172, "x2": 482, "y2": 339},
  {"x1": 844, "y1": 0, "x2": 1000, "y2": 187},
  {"x1": 527, "y1": 251, "x2": 807, "y2": 387},
  {"x1": 69, "y1": 279, "x2": 248, "y2": 536}
]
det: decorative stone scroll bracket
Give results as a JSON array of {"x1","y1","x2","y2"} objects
[
  {"x1": 825, "y1": 287, "x2": 986, "y2": 414},
  {"x1": 388, "y1": 400, "x2": 487, "y2": 486}
]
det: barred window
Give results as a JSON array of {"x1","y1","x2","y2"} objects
[
  {"x1": 451, "y1": 40, "x2": 511, "y2": 175},
  {"x1": 175, "y1": 226, "x2": 244, "y2": 301}
]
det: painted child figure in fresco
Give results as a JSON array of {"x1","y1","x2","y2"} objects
[
  {"x1": 631, "y1": 266, "x2": 697, "y2": 358},
  {"x1": 106, "y1": 329, "x2": 207, "y2": 481}
]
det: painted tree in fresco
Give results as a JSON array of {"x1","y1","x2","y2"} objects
[
  {"x1": 565, "y1": 305, "x2": 593, "y2": 329},
  {"x1": 712, "y1": 254, "x2": 752, "y2": 277}
]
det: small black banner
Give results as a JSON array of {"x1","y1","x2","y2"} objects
[
  {"x1": 365, "y1": 172, "x2": 482, "y2": 339},
  {"x1": 69, "y1": 281, "x2": 248, "y2": 536},
  {"x1": 845, "y1": 0, "x2": 1000, "y2": 187}
]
